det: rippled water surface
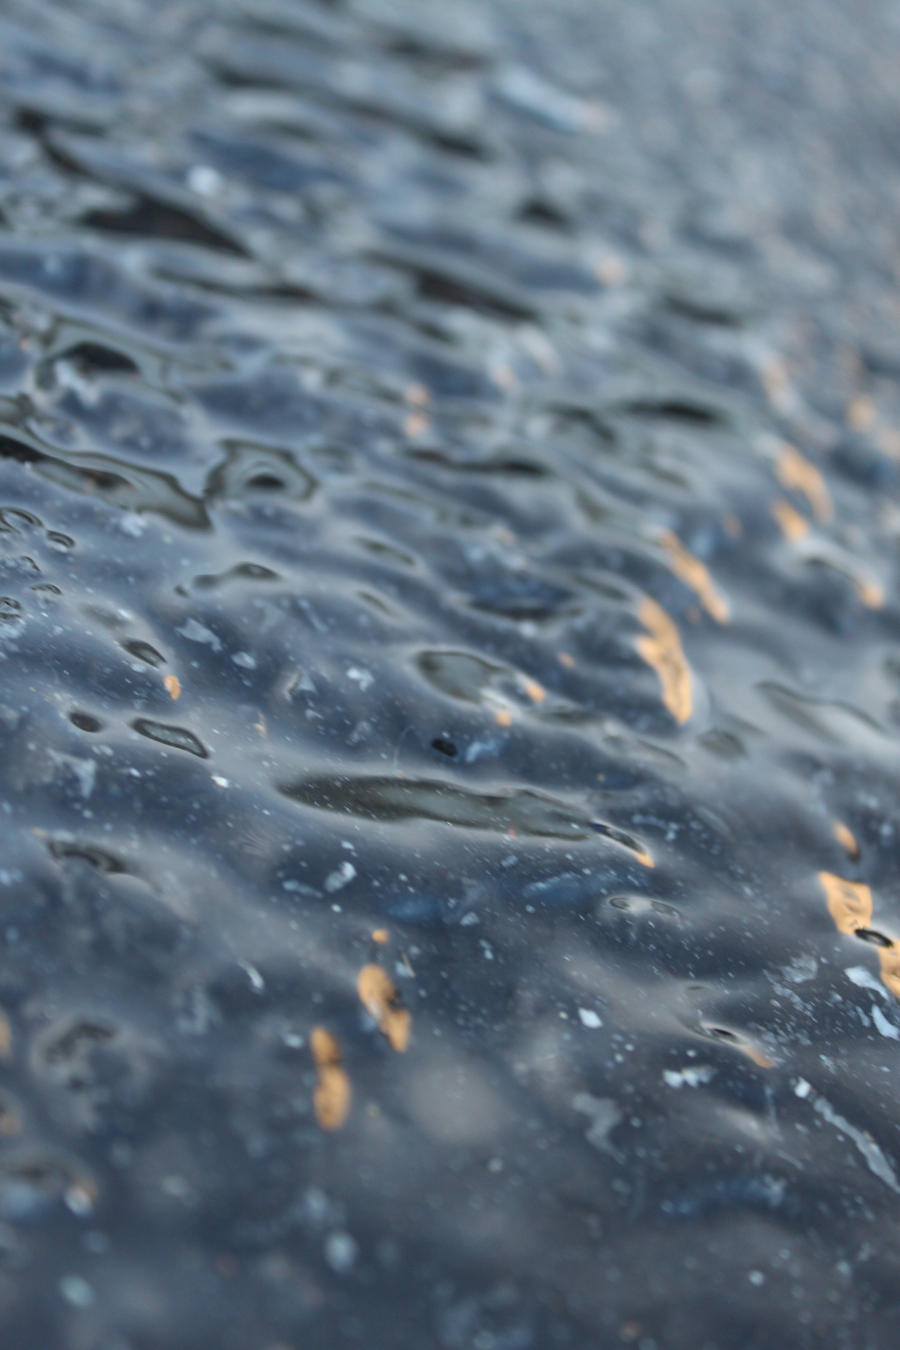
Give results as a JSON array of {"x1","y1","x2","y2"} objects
[{"x1": 2, "y1": 0, "x2": 900, "y2": 1346}]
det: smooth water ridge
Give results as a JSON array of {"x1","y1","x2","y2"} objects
[{"x1": 1, "y1": 1, "x2": 900, "y2": 1346}]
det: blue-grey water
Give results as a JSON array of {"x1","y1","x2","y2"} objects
[{"x1": 1, "y1": 1, "x2": 900, "y2": 1346}]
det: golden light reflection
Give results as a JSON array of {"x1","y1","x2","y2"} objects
[
  {"x1": 741, "y1": 1044, "x2": 775, "y2": 1069},
  {"x1": 771, "y1": 498, "x2": 810, "y2": 541},
  {"x1": 775, "y1": 444, "x2": 834, "y2": 523},
  {"x1": 636, "y1": 597, "x2": 692, "y2": 724},
  {"x1": 310, "y1": 1026, "x2": 351, "y2": 1131},
  {"x1": 856, "y1": 576, "x2": 885, "y2": 610},
  {"x1": 820, "y1": 871, "x2": 900, "y2": 1002},
  {"x1": 819, "y1": 871, "x2": 872, "y2": 934},
  {"x1": 520, "y1": 677, "x2": 546, "y2": 703},
  {"x1": 357, "y1": 964, "x2": 411, "y2": 1052},
  {"x1": 832, "y1": 821, "x2": 860, "y2": 860},
  {"x1": 659, "y1": 530, "x2": 730, "y2": 623}
]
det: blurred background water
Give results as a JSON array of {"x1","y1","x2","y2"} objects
[{"x1": 1, "y1": 0, "x2": 900, "y2": 1346}]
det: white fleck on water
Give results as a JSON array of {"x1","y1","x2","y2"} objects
[
  {"x1": 177, "y1": 618, "x2": 222, "y2": 652},
  {"x1": 346, "y1": 666, "x2": 374, "y2": 691},
  {"x1": 325, "y1": 1231, "x2": 358, "y2": 1274},
  {"x1": 59, "y1": 1276, "x2": 94, "y2": 1308},
  {"x1": 324, "y1": 860, "x2": 357, "y2": 892},
  {"x1": 663, "y1": 1066, "x2": 715, "y2": 1089},
  {"x1": 871, "y1": 1006, "x2": 899, "y2": 1040},
  {"x1": 187, "y1": 164, "x2": 224, "y2": 195}
]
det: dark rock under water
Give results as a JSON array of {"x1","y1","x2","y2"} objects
[{"x1": 1, "y1": 0, "x2": 900, "y2": 1346}]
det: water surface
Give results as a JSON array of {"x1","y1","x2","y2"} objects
[{"x1": 1, "y1": 1, "x2": 900, "y2": 1346}]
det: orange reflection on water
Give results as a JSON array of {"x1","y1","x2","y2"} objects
[
  {"x1": 357, "y1": 964, "x2": 411, "y2": 1052},
  {"x1": 659, "y1": 530, "x2": 730, "y2": 623},
  {"x1": 636, "y1": 597, "x2": 692, "y2": 724},
  {"x1": 775, "y1": 444, "x2": 834, "y2": 523},
  {"x1": 741, "y1": 1044, "x2": 775, "y2": 1069},
  {"x1": 856, "y1": 576, "x2": 885, "y2": 610},
  {"x1": 310, "y1": 1026, "x2": 351, "y2": 1131},
  {"x1": 771, "y1": 498, "x2": 810, "y2": 541},
  {"x1": 831, "y1": 821, "x2": 860, "y2": 860},
  {"x1": 819, "y1": 871, "x2": 900, "y2": 1001},
  {"x1": 819, "y1": 871, "x2": 872, "y2": 934},
  {"x1": 520, "y1": 677, "x2": 546, "y2": 703}
]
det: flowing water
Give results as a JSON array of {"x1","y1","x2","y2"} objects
[{"x1": 1, "y1": 0, "x2": 900, "y2": 1346}]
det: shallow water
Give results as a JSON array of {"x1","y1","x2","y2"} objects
[{"x1": 1, "y1": 0, "x2": 900, "y2": 1346}]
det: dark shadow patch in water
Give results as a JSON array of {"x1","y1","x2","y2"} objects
[{"x1": 131, "y1": 718, "x2": 209, "y2": 758}]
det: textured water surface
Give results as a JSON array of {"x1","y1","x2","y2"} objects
[{"x1": 1, "y1": 1, "x2": 900, "y2": 1346}]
